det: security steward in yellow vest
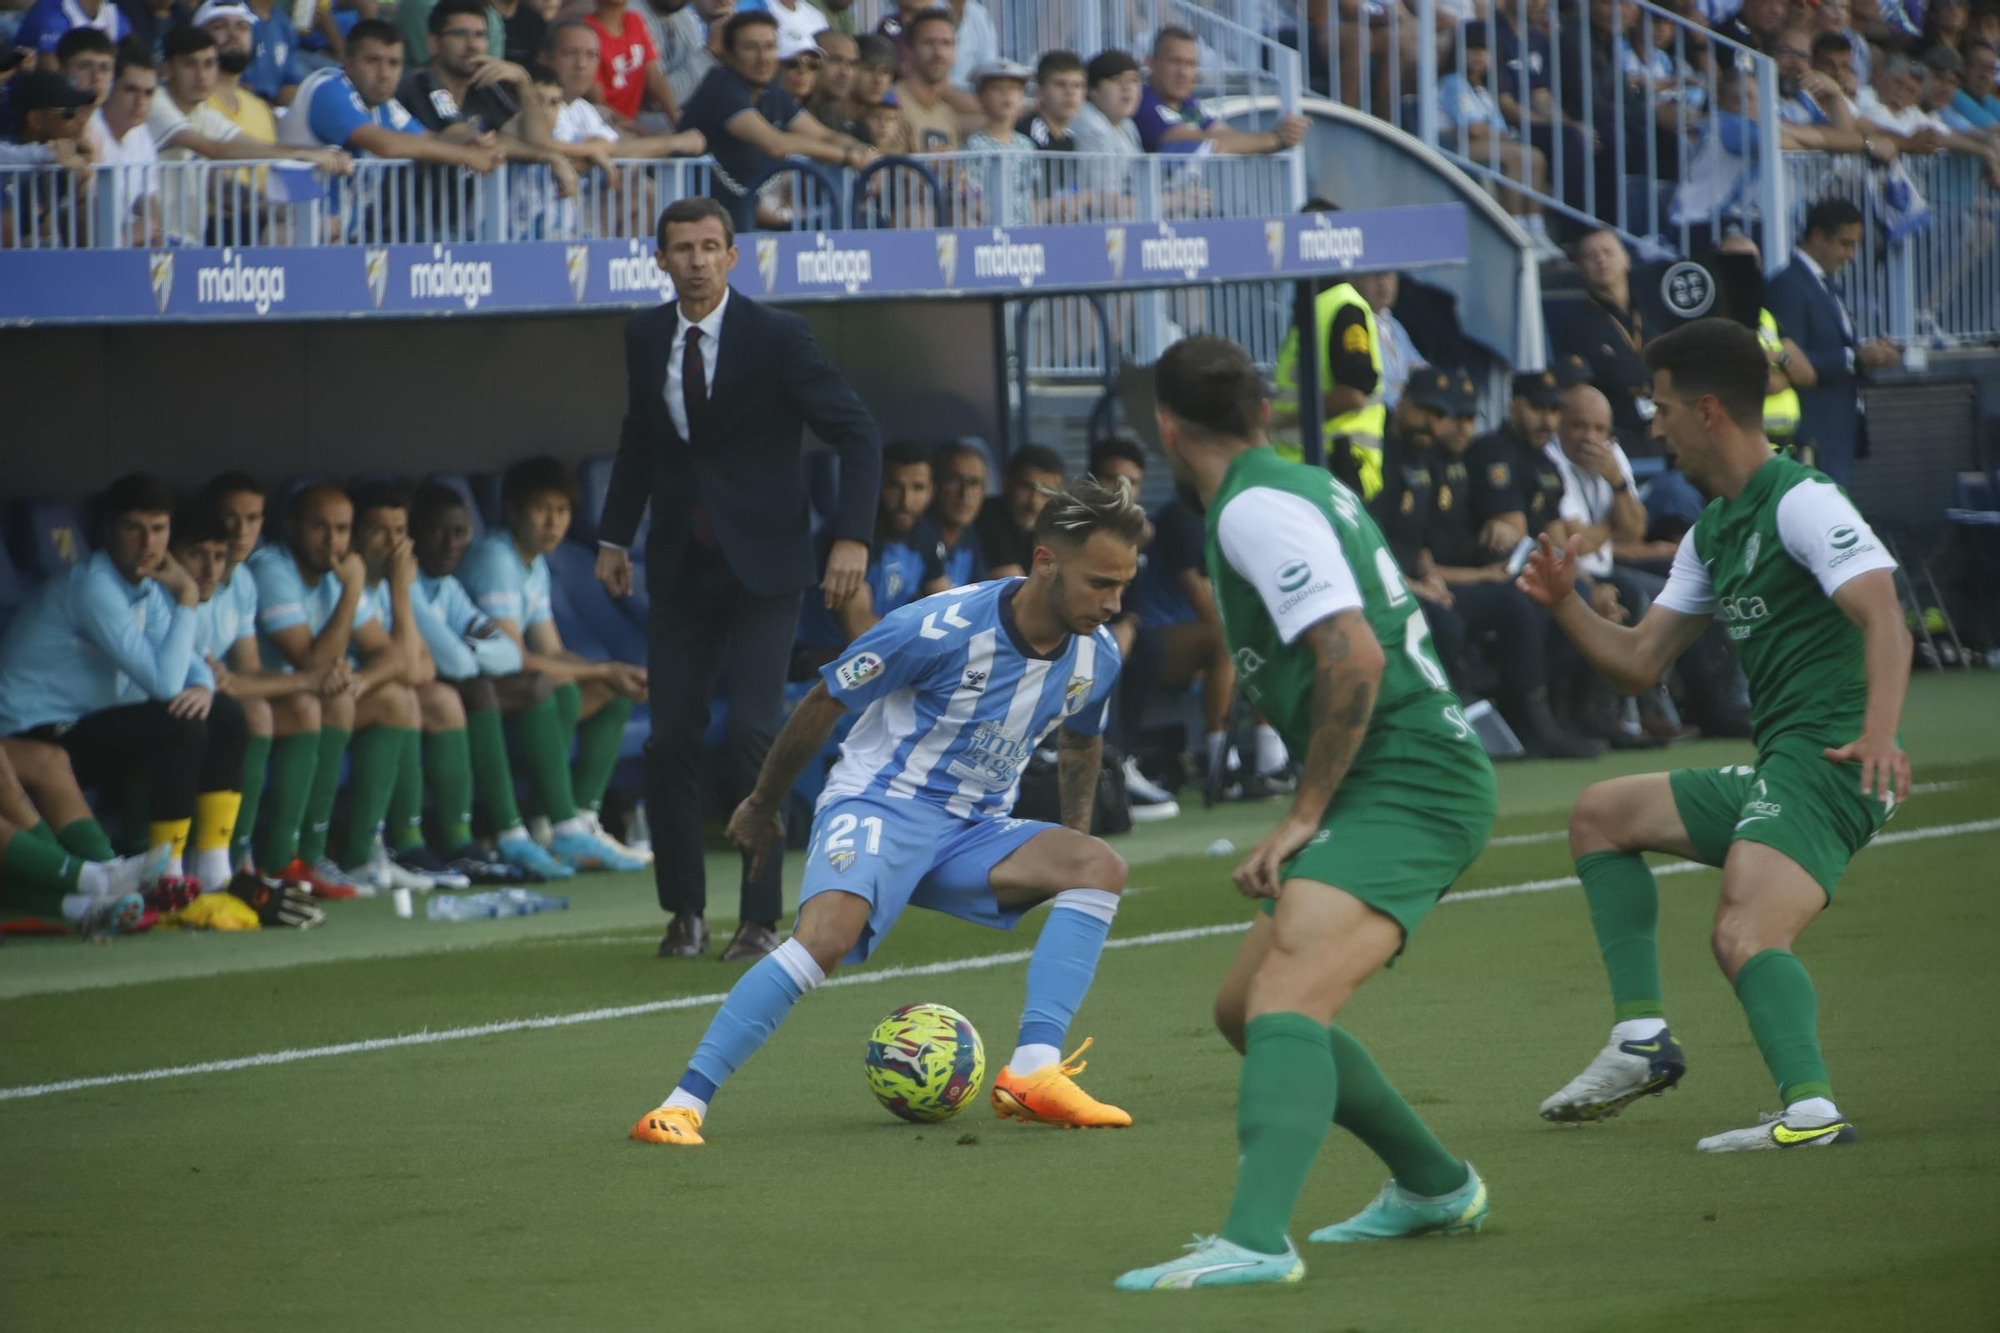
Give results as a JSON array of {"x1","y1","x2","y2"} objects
[
  {"x1": 1758, "y1": 306, "x2": 1805, "y2": 452},
  {"x1": 1273, "y1": 280, "x2": 1387, "y2": 498}
]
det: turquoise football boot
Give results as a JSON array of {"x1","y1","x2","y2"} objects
[
  {"x1": 1309, "y1": 1164, "x2": 1489, "y2": 1243},
  {"x1": 1114, "y1": 1235, "x2": 1305, "y2": 1291}
]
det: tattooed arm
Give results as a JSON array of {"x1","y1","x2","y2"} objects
[
  {"x1": 1231, "y1": 608, "x2": 1386, "y2": 900},
  {"x1": 1056, "y1": 729, "x2": 1104, "y2": 835}
]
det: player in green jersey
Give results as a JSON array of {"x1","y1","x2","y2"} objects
[
  {"x1": 1116, "y1": 337, "x2": 1499, "y2": 1292},
  {"x1": 1521, "y1": 317, "x2": 1911, "y2": 1152}
]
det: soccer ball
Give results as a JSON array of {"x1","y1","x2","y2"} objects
[{"x1": 863, "y1": 1003, "x2": 986, "y2": 1123}]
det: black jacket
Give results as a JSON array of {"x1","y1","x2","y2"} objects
[{"x1": 602, "y1": 290, "x2": 883, "y2": 597}]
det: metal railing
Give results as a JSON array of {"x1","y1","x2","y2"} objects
[
  {"x1": 2, "y1": 149, "x2": 1300, "y2": 249},
  {"x1": 1786, "y1": 151, "x2": 2000, "y2": 346},
  {"x1": 995, "y1": 0, "x2": 1307, "y2": 103},
  {"x1": 1403, "y1": 0, "x2": 1788, "y2": 264}
]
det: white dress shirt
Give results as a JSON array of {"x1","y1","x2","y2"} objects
[
  {"x1": 1546, "y1": 439, "x2": 1637, "y2": 578},
  {"x1": 601, "y1": 288, "x2": 732, "y2": 554},
  {"x1": 1796, "y1": 248, "x2": 1856, "y2": 363},
  {"x1": 665, "y1": 286, "x2": 729, "y2": 443}
]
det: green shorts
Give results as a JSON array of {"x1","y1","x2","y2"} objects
[
  {"x1": 1669, "y1": 747, "x2": 1894, "y2": 897},
  {"x1": 1260, "y1": 730, "x2": 1499, "y2": 944}
]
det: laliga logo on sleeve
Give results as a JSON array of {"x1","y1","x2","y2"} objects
[
  {"x1": 837, "y1": 651, "x2": 884, "y2": 690},
  {"x1": 936, "y1": 231, "x2": 959, "y2": 288},
  {"x1": 756, "y1": 235, "x2": 780, "y2": 294},
  {"x1": 1265, "y1": 219, "x2": 1285, "y2": 271},
  {"x1": 364, "y1": 247, "x2": 389, "y2": 309},
  {"x1": 1105, "y1": 225, "x2": 1127, "y2": 279},
  {"x1": 148, "y1": 252, "x2": 174, "y2": 313},
  {"x1": 566, "y1": 244, "x2": 589, "y2": 303}
]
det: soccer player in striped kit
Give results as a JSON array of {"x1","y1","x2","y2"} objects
[{"x1": 630, "y1": 479, "x2": 1143, "y2": 1145}]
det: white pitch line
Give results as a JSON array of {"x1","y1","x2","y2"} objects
[
  {"x1": 3, "y1": 815, "x2": 1994, "y2": 1105},
  {"x1": 1484, "y1": 780, "x2": 1972, "y2": 849}
]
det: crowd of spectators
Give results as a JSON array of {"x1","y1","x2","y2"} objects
[{"x1": 1, "y1": 0, "x2": 1309, "y2": 243}]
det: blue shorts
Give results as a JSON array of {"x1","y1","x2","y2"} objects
[{"x1": 799, "y1": 793, "x2": 1053, "y2": 964}]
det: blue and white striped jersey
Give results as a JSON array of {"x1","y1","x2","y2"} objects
[{"x1": 818, "y1": 578, "x2": 1121, "y2": 819}]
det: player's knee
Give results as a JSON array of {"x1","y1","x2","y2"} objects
[
  {"x1": 159, "y1": 706, "x2": 208, "y2": 750},
  {"x1": 419, "y1": 681, "x2": 466, "y2": 731},
  {"x1": 792, "y1": 919, "x2": 859, "y2": 977},
  {"x1": 241, "y1": 696, "x2": 274, "y2": 737},
  {"x1": 1213, "y1": 994, "x2": 1248, "y2": 1055},
  {"x1": 322, "y1": 690, "x2": 355, "y2": 731},
  {"x1": 272, "y1": 692, "x2": 321, "y2": 736},
  {"x1": 1087, "y1": 842, "x2": 1128, "y2": 895},
  {"x1": 1568, "y1": 783, "x2": 1623, "y2": 858},
  {"x1": 380, "y1": 683, "x2": 421, "y2": 730}
]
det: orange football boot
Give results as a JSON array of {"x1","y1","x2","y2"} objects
[
  {"x1": 990, "y1": 1038, "x2": 1132, "y2": 1128},
  {"x1": 629, "y1": 1105, "x2": 705, "y2": 1145}
]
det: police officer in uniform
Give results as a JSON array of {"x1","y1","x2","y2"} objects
[
  {"x1": 1368, "y1": 367, "x2": 1467, "y2": 682},
  {"x1": 1429, "y1": 368, "x2": 1605, "y2": 758}
]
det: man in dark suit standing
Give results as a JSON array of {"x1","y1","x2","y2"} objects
[
  {"x1": 597, "y1": 196, "x2": 883, "y2": 962},
  {"x1": 1764, "y1": 198, "x2": 1900, "y2": 487}
]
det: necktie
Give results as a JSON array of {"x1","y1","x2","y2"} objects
[
  {"x1": 682, "y1": 325, "x2": 718, "y2": 551},
  {"x1": 682, "y1": 325, "x2": 707, "y2": 438}
]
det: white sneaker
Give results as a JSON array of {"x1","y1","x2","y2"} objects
[
  {"x1": 364, "y1": 855, "x2": 435, "y2": 893},
  {"x1": 579, "y1": 811, "x2": 653, "y2": 865},
  {"x1": 104, "y1": 844, "x2": 174, "y2": 898},
  {"x1": 1696, "y1": 1109, "x2": 1857, "y2": 1153},
  {"x1": 1539, "y1": 1027, "x2": 1687, "y2": 1122},
  {"x1": 1121, "y1": 757, "x2": 1181, "y2": 822},
  {"x1": 526, "y1": 816, "x2": 554, "y2": 847},
  {"x1": 310, "y1": 857, "x2": 377, "y2": 898}
]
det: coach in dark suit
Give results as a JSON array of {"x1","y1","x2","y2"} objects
[
  {"x1": 1764, "y1": 198, "x2": 1900, "y2": 486},
  {"x1": 597, "y1": 196, "x2": 883, "y2": 962}
]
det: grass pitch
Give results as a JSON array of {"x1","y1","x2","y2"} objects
[{"x1": 3, "y1": 673, "x2": 1997, "y2": 1332}]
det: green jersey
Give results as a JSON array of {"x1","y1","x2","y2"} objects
[
  {"x1": 1655, "y1": 455, "x2": 1897, "y2": 755},
  {"x1": 1202, "y1": 446, "x2": 1484, "y2": 778}
]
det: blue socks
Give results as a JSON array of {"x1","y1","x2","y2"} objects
[
  {"x1": 671, "y1": 938, "x2": 825, "y2": 1112},
  {"x1": 1012, "y1": 888, "x2": 1120, "y2": 1072}
]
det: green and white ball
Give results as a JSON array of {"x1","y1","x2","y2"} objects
[{"x1": 863, "y1": 1003, "x2": 986, "y2": 1123}]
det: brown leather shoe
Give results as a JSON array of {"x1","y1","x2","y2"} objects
[
  {"x1": 657, "y1": 914, "x2": 710, "y2": 958},
  {"x1": 718, "y1": 923, "x2": 780, "y2": 962}
]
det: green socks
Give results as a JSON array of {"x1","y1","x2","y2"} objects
[
  {"x1": 552, "y1": 679, "x2": 582, "y2": 738},
  {"x1": 1735, "y1": 948, "x2": 1833, "y2": 1105},
  {"x1": 1577, "y1": 850, "x2": 1666, "y2": 1023},
  {"x1": 574, "y1": 696, "x2": 633, "y2": 814},
  {"x1": 1, "y1": 827, "x2": 83, "y2": 913},
  {"x1": 233, "y1": 734, "x2": 272, "y2": 867},
  {"x1": 339, "y1": 726, "x2": 414, "y2": 869},
  {"x1": 384, "y1": 727, "x2": 427, "y2": 853},
  {"x1": 1329, "y1": 1024, "x2": 1468, "y2": 1198},
  {"x1": 57, "y1": 817, "x2": 117, "y2": 864},
  {"x1": 1221, "y1": 1012, "x2": 1336, "y2": 1257},
  {"x1": 258, "y1": 731, "x2": 321, "y2": 871},
  {"x1": 517, "y1": 694, "x2": 579, "y2": 824},
  {"x1": 466, "y1": 706, "x2": 522, "y2": 834},
  {"x1": 297, "y1": 726, "x2": 352, "y2": 865},
  {"x1": 425, "y1": 727, "x2": 474, "y2": 851}
]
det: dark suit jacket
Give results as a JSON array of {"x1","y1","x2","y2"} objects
[
  {"x1": 602, "y1": 289, "x2": 883, "y2": 598},
  {"x1": 1764, "y1": 255, "x2": 1859, "y2": 464}
]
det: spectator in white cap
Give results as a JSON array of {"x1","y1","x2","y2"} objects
[
  {"x1": 963, "y1": 57, "x2": 1031, "y2": 222},
  {"x1": 775, "y1": 27, "x2": 820, "y2": 104},
  {"x1": 736, "y1": 0, "x2": 826, "y2": 52},
  {"x1": 195, "y1": 0, "x2": 277, "y2": 144}
]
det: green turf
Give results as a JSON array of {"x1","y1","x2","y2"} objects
[{"x1": 2, "y1": 674, "x2": 1997, "y2": 1331}]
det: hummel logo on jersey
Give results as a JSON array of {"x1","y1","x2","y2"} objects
[
  {"x1": 1771, "y1": 1121, "x2": 1848, "y2": 1145},
  {"x1": 962, "y1": 669, "x2": 988, "y2": 692}
]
